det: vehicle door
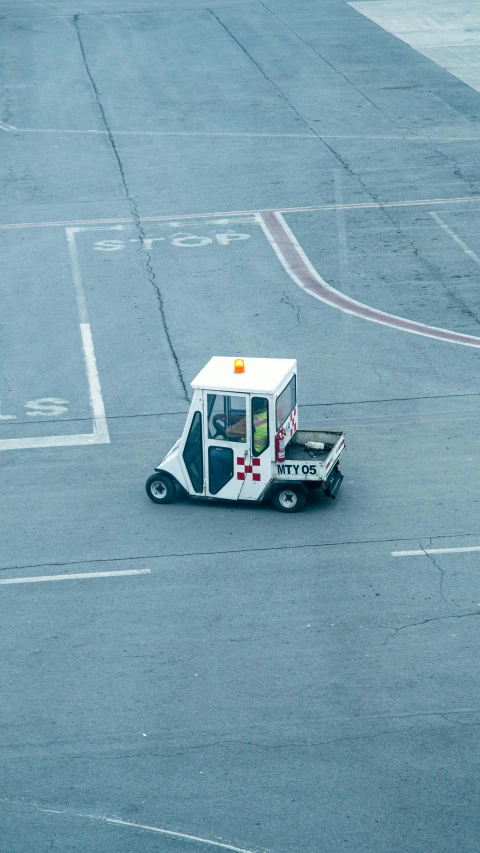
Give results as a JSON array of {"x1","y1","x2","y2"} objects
[
  {"x1": 205, "y1": 392, "x2": 250, "y2": 500},
  {"x1": 237, "y1": 394, "x2": 273, "y2": 501},
  {"x1": 180, "y1": 399, "x2": 206, "y2": 496}
]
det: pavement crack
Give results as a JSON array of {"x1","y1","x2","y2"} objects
[
  {"x1": 379, "y1": 709, "x2": 475, "y2": 721},
  {"x1": 208, "y1": 9, "x2": 381, "y2": 204},
  {"x1": 2, "y1": 389, "x2": 480, "y2": 432},
  {"x1": 208, "y1": 9, "x2": 311, "y2": 134},
  {"x1": 258, "y1": 1, "x2": 404, "y2": 134},
  {"x1": 371, "y1": 203, "x2": 480, "y2": 327},
  {"x1": 443, "y1": 716, "x2": 480, "y2": 728},
  {"x1": 383, "y1": 610, "x2": 480, "y2": 645},
  {"x1": 378, "y1": 711, "x2": 480, "y2": 730},
  {"x1": 420, "y1": 544, "x2": 453, "y2": 607},
  {"x1": 157, "y1": 729, "x2": 413, "y2": 757},
  {"x1": 3, "y1": 165, "x2": 18, "y2": 187},
  {"x1": 280, "y1": 291, "x2": 301, "y2": 326},
  {"x1": 72, "y1": 15, "x2": 189, "y2": 402},
  {"x1": 2, "y1": 90, "x2": 13, "y2": 126},
  {"x1": 6, "y1": 531, "x2": 480, "y2": 575},
  {"x1": 429, "y1": 142, "x2": 478, "y2": 195},
  {"x1": 42, "y1": 730, "x2": 415, "y2": 763}
]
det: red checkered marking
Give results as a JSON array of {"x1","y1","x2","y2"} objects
[
  {"x1": 236, "y1": 457, "x2": 262, "y2": 481},
  {"x1": 288, "y1": 406, "x2": 297, "y2": 434}
]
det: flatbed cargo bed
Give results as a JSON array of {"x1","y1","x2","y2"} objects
[
  {"x1": 273, "y1": 429, "x2": 345, "y2": 494},
  {"x1": 287, "y1": 429, "x2": 343, "y2": 461}
]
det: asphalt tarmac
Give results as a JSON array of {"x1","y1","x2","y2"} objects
[{"x1": 2, "y1": 2, "x2": 480, "y2": 851}]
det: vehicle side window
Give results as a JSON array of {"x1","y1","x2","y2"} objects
[
  {"x1": 207, "y1": 394, "x2": 247, "y2": 443},
  {"x1": 252, "y1": 397, "x2": 269, "y2": 457},
  {"x1": 276, "y1": 375, "x2": 297, "y2": 430},
  {"x1": 208, "y1": 446, "x2": 234, "y2": 494},
  {"x1": 183, "y1": 411, "x2": 203, "y2": 493}
]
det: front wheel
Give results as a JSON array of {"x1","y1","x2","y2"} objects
[
  {"x1": 272, "y1": 485, "x2": 306, "y2": 513},
  {"x1": 145, "y1": 473, "x2": 176, "y2": 504}
]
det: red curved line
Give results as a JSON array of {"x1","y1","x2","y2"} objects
[{"x1": 259, "y1": 210, "x2": 480, "y2": 349}]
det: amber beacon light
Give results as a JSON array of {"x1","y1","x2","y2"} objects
[{"x1": 234, "y1": 358, "x2": 245, "y2": 373}]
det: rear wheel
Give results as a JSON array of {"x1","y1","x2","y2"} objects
[
  {"x1": 145, "y1": 473, "x2": 176, "y2": 504},
  {"x1": 272, "y1": 485, "x2": 306, "y2": 513}
]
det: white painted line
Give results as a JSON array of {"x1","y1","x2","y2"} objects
[
  {"x1": 37, "y1": 806, "x2": 260, "y2": 853},
  {"x1": 276, "y1": 195, "x2": 480, "y2": 216},
  {"x1": 0, "y1": 121, "x2": 16, "y2": 131},
  {"x1": 66, "y1": 227, "x2": 111, "y2": 445},
  {"x1": 0, "y1": 433, "x2": 109, "y2": 451},
  {"x1": 1, "y1": 195, "x2": 480, "y2": 231},
  {"x1": 31, "y1": 804, "x2": 261, "y2": 852},
  {"x1": 65, "y1": 226, "x2": 89, "y2": 323},
  {"x1": 8, "y1": 127, "x2": 480, "y2": 142},
  {"x1": 103, "y1": 818, "x2": 259, "y2": 853},
  {"x1": 80, "y1": 324, "x2": 110, "y2": 443},
  {"x1": 430, "y1": 212, "x2": 480, "y2": 267},
  {"x1": 15, "y1": 128, "x2": 316, "y2": 139},
  {"x1": 0, "y1": 329, "x2": 109, "y2": 448},
  {"x1": 0, "y1": 569, "x2": 151, "y2": 585},
  {"x1": 0, "y1": 799, "x2": 262, "y2": 853},
  {"x1": 65, "y1": 225, "x2": 123, "y2": 323},
  {"x1": 258, "y1": 209, "x2": 480, "y2": 350},
  {"x1": 0, "y1": 229, "x2": 111, "y2": 451},
  {"x1": 392, "y1": 546, "x2": 480, "y2": 557}
]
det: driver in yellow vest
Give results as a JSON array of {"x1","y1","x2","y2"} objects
[
  {"x1": 225, "y1": 399, "x2": 268, "y2": 452},
  {"x1": 253, "y1": 400, "x2": 268, "y2": 454}
]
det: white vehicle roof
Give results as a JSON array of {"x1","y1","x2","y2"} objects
[{"x1": 191, "y1": 357, "x2": 296, "y2": 395}]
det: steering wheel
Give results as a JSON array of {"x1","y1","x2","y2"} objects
[{"x1": 212, "y1": 414, "x2": 228, "y2": 438}]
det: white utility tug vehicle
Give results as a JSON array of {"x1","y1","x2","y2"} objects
[{"x1": 146, "y1": 357, "x2": 345, "y2": 513}]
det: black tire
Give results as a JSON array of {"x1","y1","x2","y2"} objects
[
  {"x1": 272, "y1": 485, "x2": 306, "y2": 513},
  {"x1": 145, "y1": 473, "x2": 176, "y2": 504}
]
